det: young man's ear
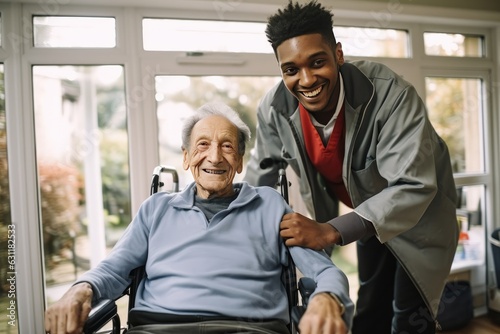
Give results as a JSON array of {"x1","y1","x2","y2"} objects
[{"x1": 335, "y1": 42, "x2": 345, "y2": 66}]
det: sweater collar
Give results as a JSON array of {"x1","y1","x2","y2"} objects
[{"x1": 170, "y1": 181, "x2": 260, "y2": 210}]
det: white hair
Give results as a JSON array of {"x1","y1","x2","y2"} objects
[{"x1": 181, "y1": 102, "x2": 251, "y2": 155}]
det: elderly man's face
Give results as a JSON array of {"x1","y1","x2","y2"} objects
[{"x1": 183, "y1": 115, "x2": 243, "y2": 199}]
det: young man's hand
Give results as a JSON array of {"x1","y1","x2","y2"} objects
[
  {"x1": 280, "y1": 212, "x2": 340, "y2": 250},
  {"x1": 44, "y1": 282, "x2": 93, "y2": 334},
  {"x1": 299, "y1": 292, "x2": 347, "y2": 334}
]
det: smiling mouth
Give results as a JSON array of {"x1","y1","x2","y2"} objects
[
  {"x1": 203, "y1": 169, "x2": 225, "y2": 174},
  {"x1": 300, "y1": 86, "x2": 322, "y2": 98}
]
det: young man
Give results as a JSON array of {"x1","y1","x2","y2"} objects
[
  {"x1": 44, "y1": 102, "x2": 353, "y2": 334},
  {"x1": 244, "y1": 1, "x2": 458, "y2": 333}
]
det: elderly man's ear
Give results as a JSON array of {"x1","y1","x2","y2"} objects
[
  {"x1": 182, "y1": 148, "x2": 189, "y2": 171},
  {"x1": 236, "y1": 159, "x2": 243, "y2": 174}
]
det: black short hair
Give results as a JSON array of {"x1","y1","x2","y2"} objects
[{"x1": 266, "y1": 0, "x2": 337, "y2": 52}]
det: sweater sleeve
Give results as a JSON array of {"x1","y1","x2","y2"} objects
[{"x1": 74, "y1": 197, "x2": 153, "y2": 302}]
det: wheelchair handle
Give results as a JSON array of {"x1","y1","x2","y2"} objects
[
  {"x1": 151, "y1": 165, "x2": 179, "y2": 195},
  {"x1": 278, "y1": 168, "x2": 289, "y2": 204},
  {"x1": 260, "y1": 158, "x2": 290, "y2": 204}
]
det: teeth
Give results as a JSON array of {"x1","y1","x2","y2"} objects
[
  {"x1": 205, "y1": 169, "x2": 224, "y2": 174},
  {"x1": 302, "y1": 86, "x2": 322, "y2": 98}
]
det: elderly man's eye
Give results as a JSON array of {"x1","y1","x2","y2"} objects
[
  {"x1": 222, "y1": 143, "x2": 235, "y2": 152},
  {"x1": 197, "y1": 142, "x2": 209, "y2": 150}
]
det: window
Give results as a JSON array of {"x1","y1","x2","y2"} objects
[
  {"x1": 454, "y1": 185, "x2": 485, "y2": 270},
  {"x1": 33, "y1": 16, "x2": 116, "y2": 48},
  {"x1": 425, "y1": 77, "x2": 484, "y2": 173},
  {"x1": 2, "y1": 3, "x2": 497, "y2": 330},
  {"x1": 142, "y1": 19, "x2": 411, "y2": 58},
  {"x1": 424, "y1": 32, "x2": 484, "y2": 57},
  {"x1": 32, "y1": 66, "x2": 130, "y2": 306},
  {"x1": 143, "y1": 19, "x2": 270, "y2": 53},
  {"x1": 336, "y1": 26, "x2": 409, "y2": 57}
]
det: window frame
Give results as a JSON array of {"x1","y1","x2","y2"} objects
[{"x1": 1, "y1": 2, "x2": 499, "y2": 331}]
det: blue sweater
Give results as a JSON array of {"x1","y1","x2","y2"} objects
[{"x1": 77, "y1": 182, "x2": 353, "y2": 325}]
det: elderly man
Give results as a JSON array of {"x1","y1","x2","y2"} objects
[{"x1": 45, "y1": 102, "x2": 353, "y2": 334}]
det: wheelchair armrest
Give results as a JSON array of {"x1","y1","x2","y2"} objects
[
  {"x1": 291, "y1": 277, "x2": 317, "y2": 327},
  {"x1": 83, "y1": 299, "x2": 119, "y2": 334},
  {"x1": 298, "y1": 277, "x2": 316, "y2": 306}
]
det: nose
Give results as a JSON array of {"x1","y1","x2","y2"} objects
[
  {"x1": 207, "y1": 143, "x2": 223, "y2": 164},
  {"x1": 299, "y1": 68, "x2": 316, "y2": 87}
]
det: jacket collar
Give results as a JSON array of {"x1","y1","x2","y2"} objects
[
  {"x1": 270, "y1": 81, "x2": 298, "y2": 118},
  {"x1": 340, "y1": 62, "x2": 374, "y2": 110}
]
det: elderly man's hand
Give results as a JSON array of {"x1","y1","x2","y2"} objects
[
  {"x1": 44, "y1": 282, "x2": 93, "y2": 334},
  {"x1": 298, "y1": 293, "x2": 347, "y2": 334},
  {"x1": 280, "y1": 213, "x2": 341, "y2": 250}
]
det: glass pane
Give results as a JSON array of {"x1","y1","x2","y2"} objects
[
  {"x1": 452, "y1": 185, "x2": 486, "y2": 311},
  {"x1": 453, "y1": 185, "x2": 485, "y2": 266},
  {"x1": 0, "y1": 65, "x2": 19, "y2": 333},
  {"x1": 336, "y1": 26, "x2": 409, "y2": 57},
  {"x1": 155, "y1": 76, "x2": 281, "y2": 190},
  {"x1": 0, "y1": 14, "x2": 2, "y2": 47},
  {"x1": 424, "y1": 32, "x2": 484, "y2": 57},
  {"x1": 143, "y1": 19, "x2": 270, "y2": 53},
  {"x1": 33, "y1": 16, "x2": 116, "y2": 48},
  {"x1": 32, "y1": 66, "x2": 130, "y2": 308},
  {"x1": 425, "y1": 77, "x2": 483, "y2": 173}
]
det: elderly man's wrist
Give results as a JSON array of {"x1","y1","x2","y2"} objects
[{"x1": 324, "y1": 292, "x2": 345, "y2": 315}]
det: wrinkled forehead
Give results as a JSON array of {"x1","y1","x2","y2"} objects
[{"x1": 191, "y1": 115, "x2": 239, "y2": 142}]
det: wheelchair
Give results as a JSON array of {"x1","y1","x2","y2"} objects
[{"x1": 82, "y1": 165, "x2": 316, "y2": 334}]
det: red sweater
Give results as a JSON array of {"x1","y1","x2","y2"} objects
[{"x1": 299, "y1": 103, "x2": 353, "y2": 208}]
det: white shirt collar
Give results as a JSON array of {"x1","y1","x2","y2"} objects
[{"x1": 309, "y1": 73, "x2": 345, "y2": 144}]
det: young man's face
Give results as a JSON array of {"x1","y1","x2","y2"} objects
[
  {"x1": 183, "y1": 115, "x2": 243, "y2": 199},
  {"x1": 276, "y1": 33, "x2": 344, "y2": 115}
]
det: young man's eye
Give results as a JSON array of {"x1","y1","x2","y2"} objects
[
  {"x1": 282, "y1": 67, "x2": 298, "y2": 76},
  {"x1": 312, "y1": 59, "x2": 326, "y2": 67}
]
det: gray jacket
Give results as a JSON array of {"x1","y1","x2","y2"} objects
[{"x1": 244, "y1": 60, "x2": 459, "y2": 318}]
